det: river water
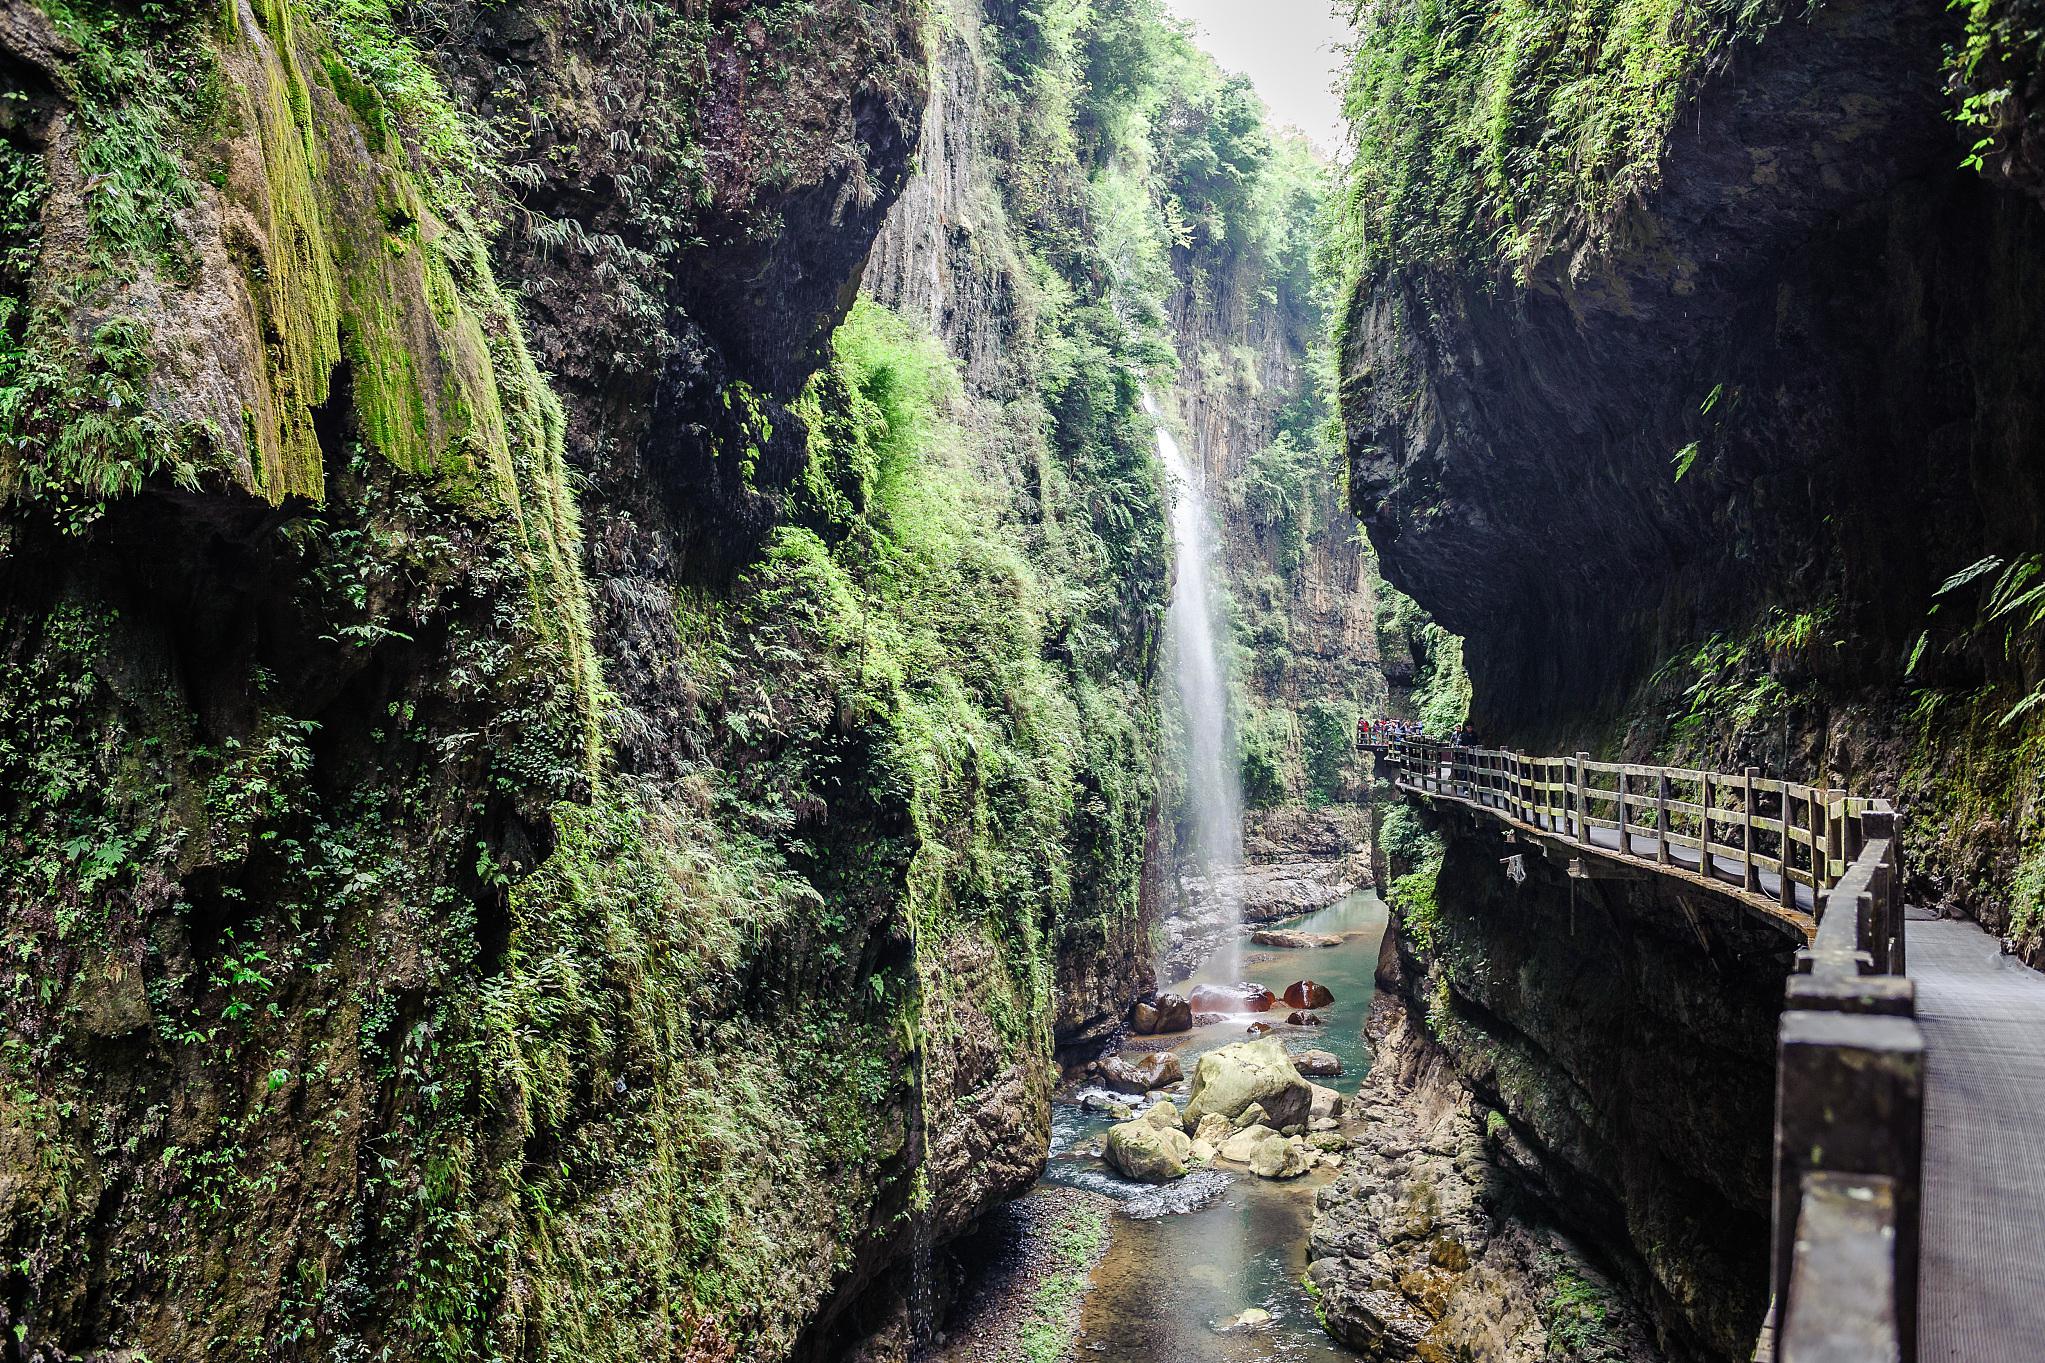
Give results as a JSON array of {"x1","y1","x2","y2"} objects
[{"x1": 1041, "y1": 887, "x2": 1390, "y2": 1361}]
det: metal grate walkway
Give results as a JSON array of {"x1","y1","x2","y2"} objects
[{"x1": 1912, "y1": 911, "x2": 2045, "y2": 1361}]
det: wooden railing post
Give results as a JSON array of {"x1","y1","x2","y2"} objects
[
  {"x1": 1773, "y1": 1006, "x2": 1922, "y2": 1363},
  {"x1": 1577, "y1": 752, "x2": 1592, "y2": 845},
  {"x1": 1780, "y1": 787, "x2": 1797, "y2": 912},
  {"x1": 1863, "y1": 809, "x2": 1899, "y2": 976},
  {"x1": 1656, "y1": 771, "x2": 1672, "y2": 865},
  {"x1": 1744, "y1": 767, "x2": 1761, "y2": 892},
  {"x1": 1700, "y1": 769, "x2": 1715, "y2": 875},
  {"x1": 1888, "y1": 837, "x2": 1907, "y2": 977},
  {"x1": 1825, "y1": 792, "x2": 1844, "y2": 890},
  {"x1": 1824, "y1": 788, "x2": 1840, "y2": 895}
]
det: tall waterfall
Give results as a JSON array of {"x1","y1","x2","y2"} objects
[{"x1": 1146, "y1": 393, "x2": 1245, "y2": 980}]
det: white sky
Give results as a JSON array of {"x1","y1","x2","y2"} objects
[{"x1": 1163, "y1": 0, "x2": 1352, "y2": 153}]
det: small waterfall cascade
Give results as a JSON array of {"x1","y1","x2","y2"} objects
[{"x1": 1145, "y1": 392, "x2": 1246, "y2": 982}]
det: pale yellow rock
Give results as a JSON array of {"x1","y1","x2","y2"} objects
[
  {"x1": 1184, "y1": 1040, "x2": 1312, "y2": 1128},
  {"x1": 1218, "y1": 1124, "x2": 1279, "y2": 1164},
  {"x1": 1249, "y1": 1134, "x2": 1312, "y2": 1179},
  {"x1": 1105, "y1": 1115, "x2": 1194, "y2": 1182}
]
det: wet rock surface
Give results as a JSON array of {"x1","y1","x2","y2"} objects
[
  {"x1": 1184, "y1": 1039, "x2": 1313, "y2": 1129},
  {"x1": 1283, "y1": 980, "x2": 1336, "y2": 1010},
  {"x1": 1105, "y1": 1104, "x2": 1196, "y2": 1183},
  {"x1": 1310, "y1": 996, "x2": 1661, "y2": 1363},
  {"x1": 1255, "y1": 929, "x2": 1345, "y2": 949},
  {"x1": 1186, "y1": 983, "x2": 1277, "y2": 1015}
]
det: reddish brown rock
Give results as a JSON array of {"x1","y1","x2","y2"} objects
[
  {"x1": 1153, "y1": 992, "x2": 1193, "y2": 1033},
  {"x1": 1283, "y1": 980, "x2": 1335, "y2": 1010},
  {"x1": 1188, "y1": 983, "x2": 1276, "y2": 1014}
]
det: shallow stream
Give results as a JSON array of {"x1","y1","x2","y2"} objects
[{"x1": 1043, "y1": 888, "x2": 1390, "y2": 1362}]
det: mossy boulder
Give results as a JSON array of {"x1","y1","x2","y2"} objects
[
  {"x1": 1249, "y1": 1134, "x2": 1312, "y2": 1180},
  {"x1": 1105, "y1": 1102, "x2": 1195, "y2": 1182},
  {"x1": 1217, "y1": 1124, "x2": 1279, "y2": 1164},
  {"x1": 1184, "y1": 1039, "x2": 1312, "y2": 1128}
]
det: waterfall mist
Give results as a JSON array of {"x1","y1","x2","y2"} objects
[{"x1": 1146, "y1": 393, "x2": 1245, "y2": 983}]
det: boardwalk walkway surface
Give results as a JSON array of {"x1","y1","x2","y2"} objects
[{"x1": 1913, "y1": 910, "x2": 2045, "y2": 1362}]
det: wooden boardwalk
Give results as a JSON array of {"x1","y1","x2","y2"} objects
[
  {"x1": 1376, "y1": 738, "x2": 2045, "y2": 1361},
  {"x1": 1912, "y1": 910, "x2": 2045, "y2": 1362}
]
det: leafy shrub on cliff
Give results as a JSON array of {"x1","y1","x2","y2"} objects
[
  {"x1": 1231, "y1": 431, "x2": 1325, "y2": 573},
  {"x1": 1951, "y1": 0, "x2": 2045, "y2": 189},
  {"x1": 1414, "y1": 622, "x2": 1472, "y2": 735},
  {"x1": 1336, "y1": 0, "x2": 1778, "y2": 278},
  {"x1": 1239, "y1": 705, "x2": 1295, "y2": 808},
  {"x1": 1302, "y1": 698, "x2": 1359, "y2": 805},
  {"x1": 2011, "y1": 849, "x2": 2045, "y2": 952},
  {"x1": 1375, "y1": 584, "x2": 1470, "y2": 735},
  {"x1": 1539, "y1": 1253, "x2": 1629, "y2": 1361},
  {"x1": 1383, "y1": 804, "x2": 1445, "y2": 952}
]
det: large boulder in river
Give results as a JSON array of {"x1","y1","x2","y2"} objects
[
  {"x1": 1217, "y1": 1124, "x2": 1279, "y2": 1163},
  {"x1": 1183, "y1": 1039, "x2": 1312, "y2": 1129},
  {"x1": 1100, "y1": 1052, "x2": 1183, "y2": 1094},
  {"x1": 1153, "y1": 992, "x2": 1193, "y2": 1033},
  {"x1": 1252, "y1": 929, "x2": 1344, "y2": 949},
  {"x1": 1104, "y1": 1102, "x2": 1193, "y2": 1182},
  {"x1": 1249, "y1": 1134, "x2": 1312, "y2": 1179},
  {"x1": 1292, "y1": 1048, "x2": 1342, "y2": 1077},
  {"x1": 1283, "y1": 980, "x2": 1335, "y2": 1010},
  {"x1": 1129, "y1": 1001, "x2": 1159, "y2": 1035},
  {"x1": 1188, "y1": 983, "x2": 1276, "y2": 1014}
]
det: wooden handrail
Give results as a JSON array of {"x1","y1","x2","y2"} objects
[
  {"x1": 1369, "y1": 737, "x2": 1919, "y2": 1360},
  {"x1": 1374, "y1": 736, "x2": 1878, "y2": 926}
]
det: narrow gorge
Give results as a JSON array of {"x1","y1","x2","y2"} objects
[{"x1": 0, "y1": 0, "x2": 2039, "y2": 1361}]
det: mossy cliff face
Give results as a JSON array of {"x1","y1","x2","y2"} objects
[
  {"x1": 1320, "y1": 807, "x2": 1800, "y2": 1362},
  {"x1": 861, "y1": 0, "x2": 1174, "y2": 1064},
  {"x1": 0, "y1": 2, "x2": 1173, "y2": 1361},
  {"x1": 1339, "y1": 0, "x2": 2045, "y2": 940}
]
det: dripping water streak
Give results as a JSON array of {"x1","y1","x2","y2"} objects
[{"x1": 1146, "y1": 392, "x2": 1245, "y2": 984}]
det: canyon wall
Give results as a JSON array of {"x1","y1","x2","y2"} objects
[
  {"x1": 0, "y1": 0, "x2": 1180, "y2": 1357},
  {"x1": 1340, "y1": 0, "x2": 2045, "y2": 948},
  {"x1": 1315, "y1": 805, "x2": 1799, "y2": 1362},
  {"x1": 1320, "y1": 1, "x2": 2045, "y2": 1359}
]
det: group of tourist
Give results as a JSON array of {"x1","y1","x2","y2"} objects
[{"x1": 1356, "y1": 718, "x2": 1479, "y2": 747}]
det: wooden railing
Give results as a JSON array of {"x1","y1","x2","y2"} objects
[
  {"x1": 1375, "y1": 738, "x2": 1921, "y2": 1362},
  {"x1": 1770, "y1": 806, "x2": 1918, "y2": 1363},
  {"x1": 1379, "y1": 735, "x2": 1896, "y2": 926}
]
